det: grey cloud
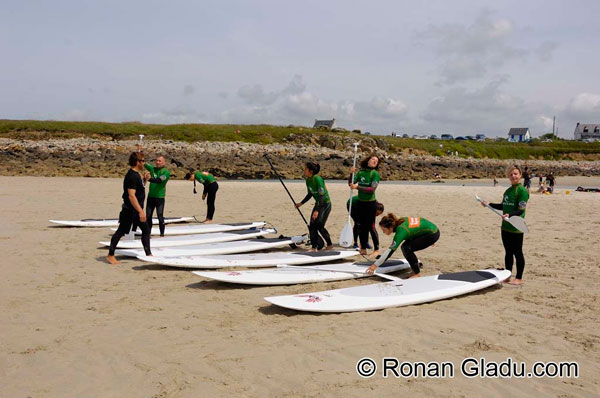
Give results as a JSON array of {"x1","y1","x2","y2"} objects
[
  {"x1": 238, "y1": 75, "x2": 307, "y2": 106},
  {"x1": 535, "y1": 41, "x2": 558, "y2": 62},
  {"x1": 183, "y1": 84, "x2": 195, "y2": 96},
  {"x1": 565, "y1": 93, "x2": 600, "y2": 119}
]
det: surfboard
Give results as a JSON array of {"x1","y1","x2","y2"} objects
[
  {"x1": 140, "y1": 250, "x2": 359, "y2": 269},
  {"x1": 193, "y1": 259, "x2": 409, "y2": 284},
  {"x1": 100, "y1": 228, "x2": 277, "y2": 249},
  {"x1": 50, "y1": 216, "x2": 194, "y2": 227},
  {"x1": 264, "y1": 269, "x2": 511, "y2": 312},
  {"x1": 115, "y1": 236, "x2": 305, "y2": 257},
  {"x1": 120, "y1": 221, "x2": 267, "y2": 236}
]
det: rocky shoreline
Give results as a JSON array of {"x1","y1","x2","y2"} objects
[{"x1": 1, "y1": 137, "x2": 599, "y2": 180}]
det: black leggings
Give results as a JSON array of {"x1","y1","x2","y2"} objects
[
  {"x1": 355, "y1": 200, "x2": 378, "y2": 250},
  {"x1": 401, "y1": 230, "x2": 440, "y2": 274},
  {"x1": 501, "y1": 230, "x2": 525, "y2": 279},
  {"x1": 146, "y1": 197, "x2": 165, "y2": 236},
  {"x1": 351, "y1": 218, "x2": 379, "y2": 249},
  {"x1": 204, "y1": 182, "x2": 219, "y2": 220},
  {"x1": 108, "y1": 206, "x2": 151, "y2": 256},
  {"x1": 309, "y1": 203, "x2": 332, "y2": 249}
]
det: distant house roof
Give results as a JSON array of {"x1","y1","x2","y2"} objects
[
  {"x1": 508, "y1": 128, "x2": 529, "y2": 136},
  {"x1": 313, "y1": 118, "x2": 335, "y2": 129},
  {"x1": 574, "y1": 123, "x2": 600, "y2": 140}
]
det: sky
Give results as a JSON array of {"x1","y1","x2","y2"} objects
[{"x1": 1, "y1": 0, "x2": 599, "y2": 138}]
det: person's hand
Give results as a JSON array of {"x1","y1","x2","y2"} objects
[
  {"x1": 365, "y1": 264, "x2": 377, "y2": 275},
  {"x1": 311, "y1": 211, "x2": 318, "y2": 221},
  {"x1": 480, "y1": 200, "x2": 488, "y2": 207},
  {"x1": 350, "y1": 167, "x2": 357, "y2": 173},
  {"x1": 502, "y1": 214, "x2": 509, "y2": 220},
  {"x1": 139, "y1": 211, "x2": 147, "y2": 222},
  {"x1": 349, "y1": 183, "x2": 359, "y2": 190},
  {"x1": 295, "y1": 202, "x2": 302, "y2": 208},
  {"x1": 202, "y1": 193, "x2": 207, "y2": 200},
  {"x1": 144, "y1": 171, "x2": 151, "y2": 181}
]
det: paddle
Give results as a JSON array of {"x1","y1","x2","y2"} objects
[
  {"x1": 138, "y1": 134, "x2": 144, "y2": 151},
  {"x1": 263, "y1": 154, "x2": 310, "y2": 235},
  {"x1": 339, "y1": 143, "x2": 360, "y2": 247},
  {"x1": 276, "y1": 264, "x2": 401, "y2": 281},
  {"x1": 475, "y1": 194, "x2": 528, "y2": 233}
]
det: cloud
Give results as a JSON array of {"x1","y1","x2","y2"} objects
[
  {"x1": 565, "y1": 93, "x2": 600, "y2": 119},
  {"x1": 183, "y1": 84, "x2": 195, "y2": 96},
  {"x1": 417, "y1": 9, "x2": 529, "y2": 84},
  {"x1": 237, "y1": 74, "x2": 306, "y2": 105},
  {"x1": 141, "y1": 105, "x2": 205, "y2": 124},
  {"x1": 535, "y1": 41, "x2": 558, "y2": 62}
]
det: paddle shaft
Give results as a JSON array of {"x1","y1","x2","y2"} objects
[
  {"x1": 477, "y1": 195, "x2": 528, "y2": 233},
  {"x1": 263, "y1": 154, "x2": 310, "y2": 228},
  {"x1": 346, "y1": 143, "x2": 359, "y2": 222},
  {"x1": 277, "y1": 264, "x2": 400, "y2": 280}
]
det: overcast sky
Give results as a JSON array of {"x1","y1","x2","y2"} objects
[{"x1": 1, "y1": 0, "x2": 599, "y2": 137}]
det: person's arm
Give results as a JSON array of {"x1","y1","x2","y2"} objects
[
  {"x1": 357, "y1": 171, "x2": 380, "y2": 194},
  {"x1": 148, "y1": 170, "x2": 169, "y2": 184},
  {"x1": 298, "y1": 193, "x2": 312, "y2": 206},
  {"x1": 488, "y1": 202, "x2": 503, "y2": 210},
  {"x1": 366, "y1": 227, "x2": 406, "y2": 274},
  {"x1": 127, "y1": 188, "x2": 146, "y2": 222},
  {"x1": 509, "y1": 189, "x2": 529, "y2": 217},
  {"x1": 315, "y1": 177, "x2": 327, "y2": 206}
]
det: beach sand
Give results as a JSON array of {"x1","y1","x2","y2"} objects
[{"x1": 1, "y1": 176, "x2": 599, "y2": 397}]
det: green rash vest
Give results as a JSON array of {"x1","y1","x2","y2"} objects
[
  {"x1": 304, "y1": 175, "x2": 330, "y2": 206},
  {"x1": 144, "y1": 164, "x2": 170, "y2": 199},
  {"x1": 353, "y1": 169, "x2": 380, "y2": 201},
  {"x1": 390, "y1": 217, "x2": 439, "y2": 251},
  {"x1": 500, "y1": 184, "x2": 529, "y2": 233},
  {"x1": 194, "y1": 171, "x2": 216, "y2": 185}
]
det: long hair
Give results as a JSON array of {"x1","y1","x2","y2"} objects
[
  {"x1": 359, "y1": 153, "x2": 380, "y2": 170},
  {"x1": 379, "y1": 213, "x2": 405, "y2": 230}
]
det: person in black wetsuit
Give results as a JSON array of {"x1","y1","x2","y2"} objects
[
  {"x1": 295, "y1": 162, "x2": 332, "y2": 251},
  {"x1": 347, "y1": 197, "x2": 384, "y2": 255},
  {"x1": 107, "y1": 152, "x2": 152, "y2": 264}
]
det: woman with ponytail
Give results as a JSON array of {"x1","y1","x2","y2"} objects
[
  {"x1": 365, "y1": 213, "x2": 440, "y2": 278},
  {"x1": 295, "y1": 162, "x2": 333, "y2": 251},
  {"x1": 349, "y1": 153, "x2": 381, "y2": 256}
]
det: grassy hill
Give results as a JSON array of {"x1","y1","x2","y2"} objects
[{"x1": 1, "y1": 119, "x2": 599, "y2": 161}]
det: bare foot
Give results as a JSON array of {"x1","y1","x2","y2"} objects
[
  {"x1": 408, "y1": 273, "x2": 422, "y2": 279},
  {"x1": 359, "y1": 249, "x2": 367, "y2": 256},
  {"x1": 507, "y1": 278, "x2": 523, "y2": 286},
  {"x1": 199, "y1": 219, "x2": 213, "y2": 224},
  {"x1": 369, "y1": 250, "x2": 380, "y2": 259},
  {"x1": 324, "y1": 245, "x2": 333, "y2": 251},
  {"x1": 106, "y1": 255, "x2": 120, "y2": 265},
  {"x1": 308, "y1": 248, "x2": 318, "y2": 252}
]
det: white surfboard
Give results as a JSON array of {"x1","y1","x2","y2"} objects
[
  {"x1": 120, "y1": 221, "x2": 267, "y2": 236},
  {"x1": 141, "y1": 250, "x2": 359, "y2": 269},
  {"x1": 115, "y1": 236, "x2": 305, "y2": 258},
  {"x1": 100, "y1": 228, "x2": 276, "y2": 249},
  {"x1": 193, "y1": 259, "x2": 409, "y2": 285},
  {"x1": 50, "y1": 216, "x2": 194, "y2": 227},
  {"x1": 265, "y1": 269, "x2": 511, "y2": 312}
]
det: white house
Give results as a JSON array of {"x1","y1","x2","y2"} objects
[
  {"x1": 508, "y1": 128, "x2": 531, "y2": 142},
  {"x1": 574, "y1": 122, "x2": 600, "y2": 141}
]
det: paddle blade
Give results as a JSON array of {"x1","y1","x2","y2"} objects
[
  {"x1": 507, "y1": 216, "x2": 529, "y2": 233},
  {"x1": 339, "y1": 222, "x2": 354, "y2": 247}
]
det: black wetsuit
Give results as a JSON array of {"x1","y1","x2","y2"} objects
[{"x1": 108, "y1": 169, "x2": 151, "y2": 256}]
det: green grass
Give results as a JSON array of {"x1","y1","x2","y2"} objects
[{"x1": 1, "y1": 119, "x2": 599, "y2": 160}]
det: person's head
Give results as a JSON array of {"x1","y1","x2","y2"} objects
[
  {"x1": 184, "y1": 170, "x2": 195, "y2": 181},
  {"x1": 128, "y1": 151, "x2": 145, "y2": 169},
  {"x1": 506, "y1": 165, "x2": 522, "y2": 185},
  {"x1": 303, "y1": 162, "x2": 320, "y2": 177},
  {"x1": 375, "y1": 201, "x2": 385, "y2": 217},
  {"x1": 155, "y1": 155, "x2": 166, "y2": 168},
  {"x1": 360, "y1": 153, "x2": 380, "y2": 170},
  {"x1": 379, "y1": 213, "x2": 405, "y2": 235}
]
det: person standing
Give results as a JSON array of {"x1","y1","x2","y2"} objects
[
  {"x1": 545, "y1": 172, "x2": 556, "y2": 193},
  {"x1": 349, "y1": 154, "x2": 381, "y2": 256},
  {"x1": 295, "y1": 162, "x2": 332, "y2": 251},
  {"x1": 107, "y1": 152, "x2": 152, "y2": 264},
  {"x1": 144, "y1": 155, "x2": 170, "y2": 236},
  {"x1": 186, "y1": 169, "x2": 219, "y2": 223},
  {"x1": 480, "y1": 165, "x2": 530, "y2": 285}
]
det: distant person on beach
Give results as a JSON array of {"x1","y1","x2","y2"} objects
[
  {"x1": 545, "y1": 172, "x2": 556, "y2": 193},
  {"x1": 523, "y1": 167, "x2": 531, "y2": 191},
  {"x1": 144, "y1": 155, "x2": 170, "y2": 236},
  {"x1": 347, "y1": 197, "x2": 384, "y2": 255},
  {"x1": 185, "y1": 169, "x2": 219, "y2": 223},
  {"x1": 493, "y1": 176, "x2": 498, "y2": 187},
  {"x1": 480, "y1": 165, "x2": 529, "y2": 285},
  {"x1": 365, "y1": 213, "x2": 440, "y2": 278},
  {"x1": 349, "y1": 154, "x2": 381, "y2": 256},
  {"x1": 295, "y1": 162, "x2": 332, "y2": 251},
  {"x1": 106, "y1": 152, "x2": 152, "y2": 264}
]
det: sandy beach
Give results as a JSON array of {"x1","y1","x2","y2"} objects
[{"x1": 1, "y1": 175, "x2": 599, "y2": 397}]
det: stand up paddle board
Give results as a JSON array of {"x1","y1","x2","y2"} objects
[
  {"x1": 140, "y1": 250, "x2": 359, "y2": 269},
  {"x1": 264, "y1": 269, "x2": 511, "y2": 312},
  {"x1": 120, "y1": 221, "x2": 267, "y2": 236},
  {"x1": 50, "y1": 216, "x2": 194, "y2": 227},
  {"x1": 115, "y1": 236, "x2": 305, "y2": 258},
  {"x1": 100, "y1": 228, "x2": 276, "y2": 249},
  {"x1": 193, "y1": 259, "x2": 409, "y2": 284}
]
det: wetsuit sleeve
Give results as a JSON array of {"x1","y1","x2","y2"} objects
[
  {"x1": 373, "y1": 226, "x2": 406, "y2": 267},
  {"x1": 300, "y1": 193, "x2": 312, "y2": 205},
  {"x1": 316, "y1": 177, "x2": 327, "y2": 206},
  {"x1": 149, "y1": 177, "x2": 162, "y2": 183},
  {"x1": 144, "y1": 164, "x2": 153, "y2": 173},
  {"x1": 510, "y1": 188, "x2": 529, "y2": 216},
  {"x1": 489, "y1": 203, "x2": 503, "y2": 210}
]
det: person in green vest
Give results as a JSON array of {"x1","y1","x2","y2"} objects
[
  {"x1": 480, "y1": 165, "x2": 530, "y2": 285},
  {"x1": 349, "y1": 153, "x2": 381, "y2": 256},
  {"x1": 365, "y1": 213, "x2": 440, "y2": 278},
  {"x1": 144, "y1": 155, "x2": 170, "y2": 236},
  {"x1": 295, "y1": 162, "x2": 332, "y2": 251},
  {"x1": 185, "y1": 169, "x2": 219, "y2": 223}
]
